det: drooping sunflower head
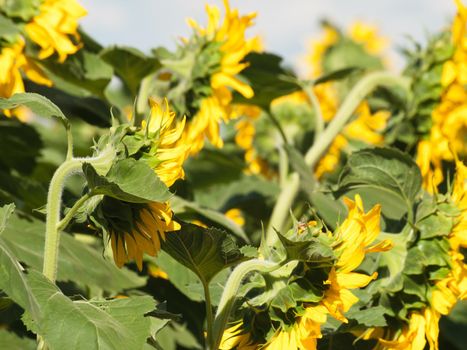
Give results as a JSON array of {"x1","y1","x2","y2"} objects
[
  {"x1": 25, "y1": 0, "x2": 87, "y2": 62},
  {"x1": 99, "y1": 197, "x2": 180, "y2": 270}
]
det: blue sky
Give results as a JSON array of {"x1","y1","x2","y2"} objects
[{"x1": 80, "y1": 0, "x2": 456, "y2": 73}]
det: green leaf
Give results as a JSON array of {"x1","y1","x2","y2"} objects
[
  {"x1": 314, "y1": 66, "x2": 363, "y2": 85},
  {"x1": 25, "y1": 80, "x2": 111, "y2": 128},
  {"x1": 0, "y1": 14, "x2": 20, "y2": 42},
  {"x1": 149, "y1": 251, "x2": 227, "y2": 306},
  {"x1": 233, "y1": 52, "x2": 300, "y2": 109},
  {"x1": 0, "y1": 119, "x2": 43, "y2": 174},
  {"x1": 0, "y1": 236, "x2": 41, "y2": 322},
  {"x1": 337, "y1": 148, "x2": 422, "y2": 221},
  {"x1": 0, "y1": 0, "x2": 41, "y2": 20},
  {"x1": 0, "y1": 92, "x2": 69, "y2": 127},
  {"x1": 39, "y1": 51, "x2": 114, "y2": 97},
  {"x1": 346, "y1": 305, "x2": 388, "y2": 327},
  {"x1": 161, "y1": 223, "x2": 244, "y2": 283},
  {"x1": 23, "y1": 270, "x2": 155, "y2": 350},
  {"x1": 84, "y1": 159, "x2": 171, "y2": 204},
  {"x1": 417, "y1": 213, "x2": 453, "y2": 239},
  {"x1": 101, "y1": 46, "x2": 161, "y2": 95},
  {"x1": 2, "y1": 212, "x2": 146, "y2": 293},
  {"x1": 0, "y1": 330, "x2": 35, "y2": 350}
]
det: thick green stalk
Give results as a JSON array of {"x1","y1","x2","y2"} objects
[
  {"x1": 43, "y1": 148, "x2": 116, "y2": 283},
  {"x1": 266, "y1": 72, "x2": 410, "y2": 243},
  {"x1": 304, "y1": 73, "x2": 409, "y2": 166},
  {"x1": 43, "y1": 159, "x2": 83, "y2": 282},
  {"x1": 210, "y1": 259, "x2": 279, "y2": 350},
  {"x1": 203, "y1": 280, "x2": 214, "y2": 349}
]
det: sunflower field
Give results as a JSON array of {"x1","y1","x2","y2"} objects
[{"x1": 0, "y1": 0, "x2": 466, "y2": 349}]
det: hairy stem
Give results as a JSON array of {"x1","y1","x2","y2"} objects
[
  {"x1": 266, "y1": 72, "x2": 410, "y2": 243},
  {"x1": 43, "y1": 148, "x2": 116, "y2": 283},
  {"x1": 43, "y1": 159, "x2": 83, "y2": 282},
  {"x1": 210, "y1": 259, "x2": 279, "y2": 350}
]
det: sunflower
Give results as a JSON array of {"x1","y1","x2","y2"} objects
[
  {"x1": 104, "y1": 199, "x2": 180, "y2": 271},
  {"x1": 182, "y1": 0, "x2": 261, "y2": 154},
  {"x1": 101, "y1": 99, "x2": 187, "y2": 269},
  {"x1": 222, "y1": 195, "x2": 391, "y2": 350},
  {"x1": 415, "y1": 0, "x2": 467, "y2": 192},
  {"x1": 25, "y1": 0, "x2": 87, "y2": 62}
]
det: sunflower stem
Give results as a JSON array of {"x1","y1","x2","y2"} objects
[
  {"x1": 210, "y1": 259, "x2": 279, "y2": 350},
  {"x1": 266, "y1": 71, "x2": 410, "y2": 245},
  {"x1": 203, "y1": 279, "x2": 214, "y2": 349},
  {"x1": 43, "y1": 149, "x2": 116, "y2": 283},
  {"x1": 57, "y1": 191, "x2": 95, "y2": 232},
  {"x1": 43, "y1": 159, "x2": 83, "y2": 282}
]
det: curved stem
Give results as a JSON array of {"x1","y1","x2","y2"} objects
[
  {"x1": 266, "y1": 173, "x2": 299, "y2": 246},
  {"x1": 43, "y1": 149, "x2": 116, "y2": 283},
  {"x1": 210, "y1": 259, "x2": 279, "y2": 350},
  {"x1": 57, "y1": 192, "x2": 95, "y2": 232},
  {"x1": 266, "y1": 72, "x2": 410, "y2": 244},
  {"x1": 43, "y1": 159, "x2": 83, "y2": 282},
  {"x1": 304, "y1": 73, "x2": 409, "y2": 167}
]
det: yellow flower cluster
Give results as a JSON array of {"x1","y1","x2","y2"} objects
[
  {"x1": 182, "y1": 0, "x2": 261, "y2": 154},
  {"x1": 416, "y1": 0, "x2": 467, "y2": 192},
  {"x1": 110, "y1": 100, "x2": 188, "y2": 270},
  {"x1": 0, "y1": 0, "x2": 86, "y2": 118},
  {"x1": 220, "y1": 195, "x2": 392, "y2": 349},
  {"x1": 307, "y1": 23, "x2": 390, "y2": 178}
]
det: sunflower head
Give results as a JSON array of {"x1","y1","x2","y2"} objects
[{"x1": 98, "y1": 196, "x2": 180, "y2": 270}]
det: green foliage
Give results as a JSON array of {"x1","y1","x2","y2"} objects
[
  {"x1": 84, "y1": 159, "x2": 171, "y2": 204},
  {"x1": 161, "y1": 223, "x2": 244, "y2": 283},
  {"x1": 0, "y1": 0, "x2": 41, "y2": 20},
  {"x1": 101, "y1": 46, "x2": 160, "y2": 95},
  {"x1": 0, "y1": 92, "x2": 69, "y2": 126},
  {"x1": 0, "y1": 329, "x2": 36, "y2": 350},
  {"x1": 233, "y1": 52, "x2": 300, "y2": 109},
  {"x1": 2, "y1": 212, "x2": 146, "y2": 293},
  {"x1": 337, "y1": 147, "x2": 422, "y2": 221}
]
